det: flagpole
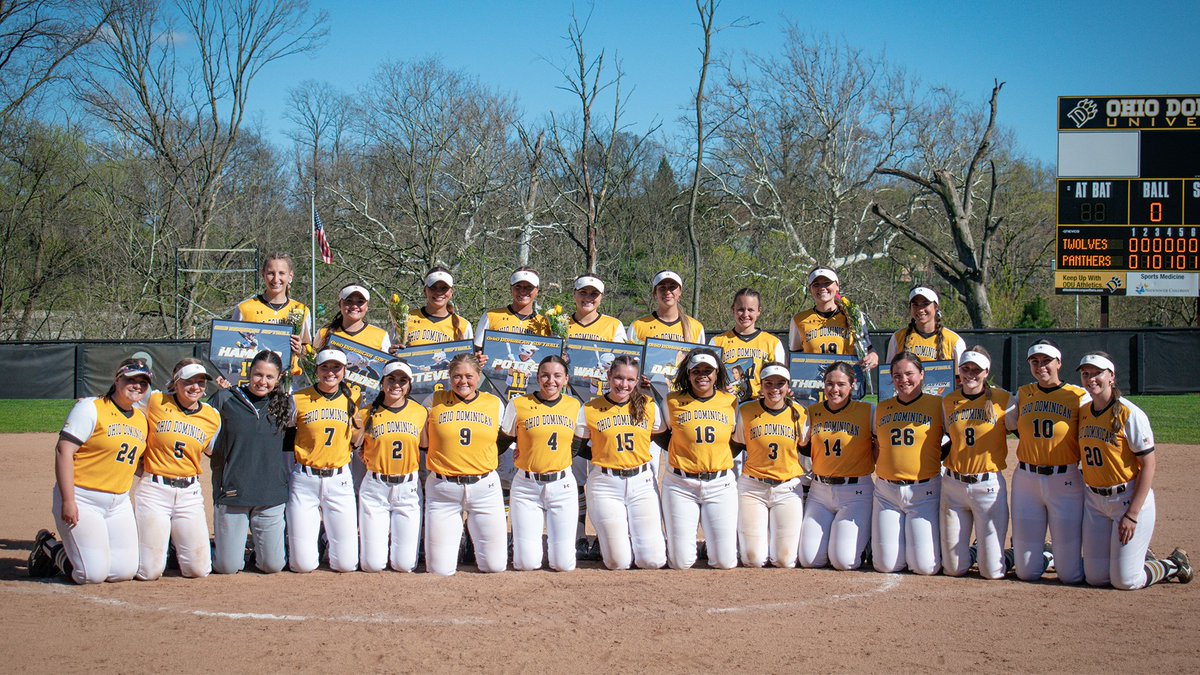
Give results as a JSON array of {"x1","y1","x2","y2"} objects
[{"x1": 310, "y1": 190, "x2": 317, "y2": 332}]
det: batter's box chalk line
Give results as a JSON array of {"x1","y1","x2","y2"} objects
[{"x1": 707, "y1": 574, "x2": 902, "y2": 614}]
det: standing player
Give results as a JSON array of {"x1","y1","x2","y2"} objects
[
  {"x1": 568, "y1": 275, "x2": 627, "y2": 342},
  {"x1": 355, "y1": 360, "x2": 426, "y2": 573},
  {"x1": 1076, "y1": 352, "x2": 1192, "y2": 589},
  {"x1": 940, "y1": 347, "x2": 1013, "y2": 579},
  {"x1": 501, "y1": 356, "x2": 582, "y2": 572},
  {"x1": 132, "y1": 359, "x2": 220, "y2": 580},
  {"x1": 473, "y1": 267, "x2": 551, "y2": 349},
  {"x1": 629, "y1": 270, "x2": 706, "y2": 344},
  {"x1": 710, "y1": 288, "x2": 786, "y2": 402},
  {"x1": 423, "y1": 354, "x2": 508, "y2": 576},
  {"x1": 231, "y1": 253, "x2": 311, "y2": 381},
  {"x1": 872, "y1": 352, "x2": 944, "y2": 576},
  {"x1": 798, "y1": 363, "x2": 876, "y2": 570},
  {"x1": 660, "y1": 349, "x2": 739, "y2": 570},
  {"x1": 733, "y1": 363, "x2": 807, "y2": 568},
  {"x1": 316, "y1": 284, "x2": 392, "y2": 352},
  {"x1": 1005, "y1": 340, "x2": 1088, "y2": 584},
  {"x1": 789, "y1": 267, "x2": 878, "y2": 371},
  {"x1": 403, "y1": 267, "x2": 474, "y2": 347},
  {"x1": 288, "y1": 349, "x2": 359, "y2": 573},
  {"x1": 572, "y1": 355, "x2": 668, "y2": 570},
  {"x1": 884, "y1": 286, "x2": 966, "y2": 365}
]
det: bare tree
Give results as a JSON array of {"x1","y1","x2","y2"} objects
[{"x1": 284, "y1": 79, "x2": 353, "y2": 194}]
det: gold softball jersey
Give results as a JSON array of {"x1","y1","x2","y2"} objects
[
  {"x1": 292, "y1": 387, "x2": 356, "y2": 469},
  {"x1": 316, "y1": 323, "x2": 391, "y2": 352},
  {"x1": 358, "y1": 400, "x2": 428, "y2": 477},
  {"x1": 568, "y1": 313, "x2": 627, "y2": 342},
  {"x1": 232, "y1": 295, "x2": 311, "y2": 374},
  {"x1": 628, "y1": 312, "x2": 705, "y2": 344},
  {"x1": 142, "y1": 392, "x2": 221, "y2": 479},
  {"x1": 502, "y1": 394, "x2": 582, "y2": 474},
  {"x1": 59, "y1": 397, "x2": 149, "y2": 494},
  {"x1": 576, "y1": 395, "x2": 662, "y2": 470},
  {"x1": 426, "y1": 390, "x2": 505, "y2": 477},
  {"x1": 1008, "y1": 383, "x2": 1087, "y2": 466},
  {"x1": 666, "y1": 390, "x2": 737, "y2": 474},
  {"x1": 404, "y1": 308, "x2": 472, "y2": 346},
  {"x1": 474, "y1": 307, "x2": 551, "y2": 347},
  {"x1": 789, "y1": 308, "x2": 860, "y2": 355},
  {"x1": 710, "y1": 329, "x2": 787, "y2": 399},
  {"x1": 807, "y1": 401, "x2": 875, "y2": 478},
  {"x1": 1078, "y1": 398, "x2": 1155, "y2": 489},
  {"x1": 734, "y1": 399, "x2": 808, "y2": 482},
  {"x1": 875, "y1": 394, "x2": 944, "y2": 482},
  {"x1": 888, "y1": 326, "x2": 965, "y2": 362},
  {"x1": 941, "y1": 388, "x2": 1012, "y2": 475}
]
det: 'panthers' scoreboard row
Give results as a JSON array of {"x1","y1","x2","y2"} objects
[{"x1": 1056, "y1": 95, "x2": 1200, "y2": 296}]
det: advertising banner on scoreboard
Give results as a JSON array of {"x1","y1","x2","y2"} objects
[
  {"x1": 878, "y1": 360, "x2": 956, "y2": 401},
  {"x1": 1055, "y1": 271, "x2": 1127, "y2": 295},
  {"x1": 1128, "y1": 272, "x2": 1200, "y2": 297},
  {"x1": 787, "y1": 354, "x2": 866, "y2": 404},
  {"x1": 403, "y1": 339, "x2": 473, "y2": 400},
  {"x1": 641, "y1": 338, "x2": 723, "y2": 405},
  {"x1": 481, "y1": 331, "x2": 564, "y2": 401},
  {"x1": 565, "y1": 338, "x2": 643, "y2": 402},
  {"x1": 208, "y1": 320, "x2": 292, "y2": 388},
  {"x1": 326, "y1": 336, "x2": 391, "y2": 408}
]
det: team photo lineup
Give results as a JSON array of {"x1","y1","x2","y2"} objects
[{"x1": 29, "y1": 254, "x2": 1194, "y2": 592}]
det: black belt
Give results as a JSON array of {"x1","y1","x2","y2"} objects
[
  {"x1": 746, "y1": 475, "x2": 790, "y2": 486},
  {"x1": 881, "y1": 476, "x2": 936, "y2": 486},
  {"x1": 299, "y1": 465, "x2": 346, "y2": 478},
  {"x1": 434, "y1": 472, "x2": 487, "y2": 485},
  {"x1": 599, "y1": 464, "x2": 648, "y2": 478},
  {"x1": 151, "y1": 474, "x2": 196, "y2": 488},
  {"x1": 948, "y1": 470, "x2": 992, "y2": 484},
  {"x1": 1018, "y1": 461, "x2": 1071, "y2": 475},
  {"x1": 1089, "y1": 483, "x2": 1129, "y2": 496},
  {"x1": 522, "y1": 470, "x2": 567, "y2": 483},
  {"x1": 371, "y1": 471, "x2": 415, "y2": 484},
  {"x1": 672, "y1": 468, "x2": 730, "y2": 481},
  {"x1": 813, "y1": 475, "x2": 861, "y2": 485}
]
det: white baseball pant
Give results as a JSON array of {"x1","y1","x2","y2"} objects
[
  {"x1": 585, "y1": 464, "x2": 666, "y2": 570},
  {"x1": 1011, "y1": 464, "x2": 1084, "y2": 583},
  {"x1": 510, "y1": 471, "x2": 578, "y2": 572},
  {"x1": 941, "y1": 472, "x2": 1008, "y2": 579},
  {"x1": 52, "y1": 485, "x2": 138, "y2": 585},
  {"x1": 423, "y1": 471, "x2": 507, "y2": 576},
  {"x1": 287, "y1": 465, "x2": 359, "y2": 573},
  {"x1": 358, "y1": 472, "x2": 421, "y2": 573},
  {"x1": 872, "y1": 478, "x2": 942, "y2": 575},
  {"x1": 661, "y1": 469, "x2": 738, "y2": 570},
  {"x1": 1082, "y1": 482, "x2": 1155, "y2": 590},
  {"x1": 131, "y1": 475, "x2": 211, "y2": 580},
  {"x1": 736, "y1": 474, "x2": 803, "y2": 568},
  {"x1": 799, "y1": 479, "x2": 873, "y2": 570}
]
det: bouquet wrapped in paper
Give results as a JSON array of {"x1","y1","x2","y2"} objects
[
  {"x1": 837, "y1": 292, "x2": 874, "y2": 396},
  {"x1": 387, "y1": 293, "x2": 410, "y2": 349},
  {"x1": 286, "y1": 308, "x2": 307, "y2": 336},
  {"x1": 540, "y1": 303, "x2": 570, "y2": 340}
]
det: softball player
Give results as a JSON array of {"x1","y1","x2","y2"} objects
[
  {"x1": 132, "y1": 359, "x2": 220, "y2": 580},
  {"x1": 940, "y1": 347, "x2": 1013, "y2": 579},
  {"x1": 628, "y1": 270, "x2": 706, "y2": 344},
  {"x1": 423, "y1": 354, "x2": 508, "y2": 576},
  {"x1": 709, "y1": 288, "x2": 786, "y2": 402},
  {"x1": 798, "y1": 362, "x2": 876, "y2": 570},
  {"x1": 231, "y1": 252, "x2": 311, "y2": 378},
  {"x1": 661, "y1": 348, "x2": 739, "y2": 570},
  {"x1": 288, "y1": 349, "x2": 359, "y2": 573},
  {"x1": 789, "y1": 267, "x2": 878, "y2": 371},
  {"x1": 572, "y1": 355, "x2": 668, "y2": 570},
  {"x1": 403, "y1": 267, "x2": 474, "y2": 347},
  {"x1": 733, "y1": 363, "x2": 808, "y2": 568},
  {"x1": 316, "y1": 284, "x2": 392, "y2": 352},
  {"x1": 473, "y1": 267, "x2": 552, "y2": 350},
  {"x1": 501, "y1": 356, "x2": 582, "y2": 572},
  {"x1": 355, "y1": 360, "x2": 427, "y2": 572},
  {"x1": 872, "y1": 352, "x2": 944, "y2": 575},
  {"x1": 1076, "y1": 352, "x2": 1192, "y2": 589},
  {"x1": 568, "y1": 275, "x2": 627, "y2": 342},
  {"x1": 884, "y1": 286, "x2": 965, "y2": 365},
  {"x1": 1005, "y1": 339, "x2": 1088, "y2": 584}
]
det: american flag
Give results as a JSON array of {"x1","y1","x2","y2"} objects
[{"x1": 314, "y1": 210, "x2": 332, "y2": 264}]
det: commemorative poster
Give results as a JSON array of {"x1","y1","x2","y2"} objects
[
  {"x1": 326, "y1": 336, "x2": 392, "y2": 408},
  {"x1": 480, "y1": 331, "x2": 565, "y2": 401},
  {"x1": 564, "y1": 338, "x2": 643, "y2": 402},
  {"x1": 208, "y1": 319, "x2": 293, "y2": 388},
  {"x1": 402, "y1": 339, "x2": 474, "y2": 400},
  {"x1": 641, "y1": 337, "x2": 722, "y2": 405},
  {"x1": 877, "y1": 359, "x2": 956, "y2": 400},
  {"x1": 787, "y1": 353, "x2": 866, "y2": 404}
]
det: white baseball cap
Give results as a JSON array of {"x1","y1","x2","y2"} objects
[
  {"x1": 382, "y1": 361, "x2": 414, "y2": 379},
  {"x1": 1077, "y1": 354, "x2": 1116, "y2": 373},
  {"x1": 807, "y1": 268, "x2": 839, "y2": 286},
  {"x1": 424, "y1": 271, "x2": 454, "y2": 288},
  {"x1": 1026, "y1": 343, "x2": 1062, "y2": 361},
  {"x1": 687, "y1": 353, "x2": 719, "y2": 370},
  {"x1": 316, "y1": 349, "x2": 347, "y2": 366},
  {"x1": 175, "y1": 363, "x2": 210, "y2": 381},
  {"x1": 909, "y1": 286, "x2": 939, "y2": 305},
  {"x1": 598, "y1": 352, "x2": 616, "y2": 366},
  {"x1": 760, "y1": 364, "x2": 791, "y2": 382},
  {"x1": 510, "y1": 270, "x2": 540, "y2": 287},
  {"x1": 339, "y1": 284, "x2": 370, "y2": 302},
  {"x1": 959, "y1": 351, "x2": 991, "y2": 371},
  {"x1": 652, "y1": 270, "x2": 682, "y2": 288},
  {"x1": 574, "y1": 275, "x2": 605, "y2": 293}
]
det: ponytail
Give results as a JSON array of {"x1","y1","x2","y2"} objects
[{"x1": 934, "y1": 314, "x2": 945, "y2": 360}]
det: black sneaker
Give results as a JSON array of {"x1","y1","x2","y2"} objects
[
  {"x1": 28, "y1": 529, "x2": 56, "y2": 578},
  {"x1": 1169, "y1": 548, "x2": 1193, "y2": 584},
  {"x1": 576, "y1": 537, "x2": 592, "y2": 560},
  {"x1": 588, "y1": 538, "x2": 603, "y2": 561}
]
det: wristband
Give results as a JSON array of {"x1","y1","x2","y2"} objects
[{"x1": 1122, "y1": 513, "x2": 1138, "y2": 525}]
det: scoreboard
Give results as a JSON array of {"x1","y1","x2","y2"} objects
[{"x1": 1056, "y1": 96, "x2": 1200, "y2": 296}]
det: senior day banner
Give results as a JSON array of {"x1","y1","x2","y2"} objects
[
  {"x1": 480, "y1": 331, "x2": 564, "y2": 401},
  {"x1": 402, "y1": 339, "x2": 474, "y2": 400},
  {"x1": 787, "y1": 353, "x2": 866, "y2": 404},
  {"x1": 641, "y1": 337, "x2": 723, "y2": 405},
  {"x1": 877, "y1": 359, "x2": 956, "y2": 400},
  {"x1": 326, "y1": 336, "x2": 391, "y2": 407},
  {"x1": 208, "y1": 320, "x2": 292, "y2": 388},
  {"x1": 564, "y1": 338, "x2": 644, "y2": 402}
]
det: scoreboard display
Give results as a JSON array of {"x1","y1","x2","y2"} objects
[{"x1": 1056, "y1": 96, "x2": 1200, "y2": 296}]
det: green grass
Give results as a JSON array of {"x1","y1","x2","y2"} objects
[{"x1": 0, "y1": 399, "x2": 75, "y2": 433}]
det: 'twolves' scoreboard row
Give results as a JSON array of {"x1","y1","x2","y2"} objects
[{"x1": 1056, "y1": 95, "x2": 1200, "y2": 296}]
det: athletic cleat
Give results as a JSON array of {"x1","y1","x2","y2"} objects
[
  {"x1": 1169, "y1": 548, "x2": 1193, "y2": 584},
  {"x1": 576, "y1": 537, "x2": 592, "y2": 561},
  {"x1": 28, "y1": 529, "x2": 56, "y2": 578},
  {"x1": 588, "y1": 538, "x2": 603, "y2": 561},
  {"x1": 1043, "y1": 542, "x2": 1055, "y2": 573}
]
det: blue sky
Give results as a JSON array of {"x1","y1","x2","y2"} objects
[{"x1": 247, "y1": 0, "x2": 1200, "y2": 166}]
